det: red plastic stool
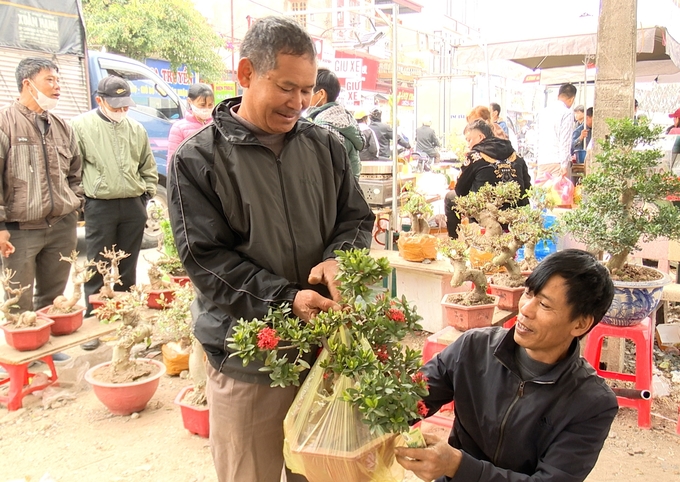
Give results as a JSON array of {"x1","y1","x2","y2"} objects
[
  {"x1": 0, "y1": 356, "x2": 58, "y2": 411},
  {"x1": 583, "y1": 317, "x2": 653, "y2": 429},
  {"x1": 503, "y1": 315, "x2": 517, "y2": 329}
]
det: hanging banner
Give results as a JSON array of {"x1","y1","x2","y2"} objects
[
  {"x1": 213, "y1": 81, "x2": 237, "y2": 103},
  {"x1": 145, "y1": 59, "x2": 197, "y2": 99}
]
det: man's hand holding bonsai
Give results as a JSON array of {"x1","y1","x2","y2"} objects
[
  {"x1": 293, "y1": 259, "x2": 341, "y2": 322},
  {"x1": 395, "y1": 433, "x2": 463, "y2": 481}
]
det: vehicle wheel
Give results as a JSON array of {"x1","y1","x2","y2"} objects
[{"x1": 141, "y1": 185, "x2": 167, "y2": 249}]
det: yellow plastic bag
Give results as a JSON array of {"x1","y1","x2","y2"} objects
[
  {"x1": 397, "y1": 233, "x2": 437, "y2": 262},
  {"x1": 161, "y1": 342, "x2": 190, "y2": 376},
  {"x1": 283, "y1": 329, "x2": 404, "y2": 482}
]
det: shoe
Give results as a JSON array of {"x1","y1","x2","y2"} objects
[
  {"x1": 52, "y1": 352, "x2": 71, "y2": 362},
  {"x1": 81, "y1": 338, "x2": 100, "y2": 351}
]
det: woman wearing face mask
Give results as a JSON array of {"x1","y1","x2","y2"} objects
[{"x1": 167, "y1": 83, "x2": 214, "y2": 164}]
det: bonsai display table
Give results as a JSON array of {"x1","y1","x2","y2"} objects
[{"x1": 0, "y1": 317, "x2": 119, "y2": 411}]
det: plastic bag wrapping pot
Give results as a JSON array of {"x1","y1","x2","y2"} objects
[
  {"x1": 397, "y1": 233, "x2": 437, "y2": 262},
  {"x1": 37, "y1": 305, "x2": 85, "y2": 336},
  {"x1": 602, "y1": 269, "x2": 670, "y2": 326},
  {"x1": 162, "y1": 342, "x2": 190, "y2": 376},
  {"x1": 283, "y1": 349, "x2": 404, "y2": 482}
]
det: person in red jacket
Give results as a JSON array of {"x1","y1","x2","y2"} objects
[{"x1": 166, "y1": 83, "x2": 214, "y2": 163}]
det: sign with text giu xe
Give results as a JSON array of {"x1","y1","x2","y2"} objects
[{"x1": 145, "y1": 59, "x2": 197, "y2": 99}]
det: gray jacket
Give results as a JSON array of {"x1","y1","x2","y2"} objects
[{"x1": 168, "y1": 97, "x2": 375, "y2": 384}]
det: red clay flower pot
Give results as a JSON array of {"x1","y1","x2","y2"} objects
[
  {"x1": 85, "y1": 359, "x2": 166, "y2": 415},
  {"x1": 175, "y1": 386, "x2": 209, "y2": 438},
  {"x1": 170, "y1": 275, "x2": 191, "y2": 287},
  {"x1": 441, "y1": 294, "x2": 498, "y2": 332},
  {"x1": 147, "y1": 289, "x2": 176, "y2": 309},
  {"x1": 0, "y1": 317, "x2": 54, "y2": 351},
  {"x1": 488, "y1": 284, "x2": 525, "y2": 312},
  {"x1": 37, "y1": 305, "x2": 85, "y2": 336}
]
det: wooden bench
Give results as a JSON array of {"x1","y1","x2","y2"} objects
[{"x1": 0, "y1": 317, "x2": 119, "y2": 411}]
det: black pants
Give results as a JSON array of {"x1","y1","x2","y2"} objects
[
  {"x1": 445, "y1": 190, "x2": 460, "y2": 238},
  {"x1": 84, "y1": 196, "x2": 147, "y2": 315}
]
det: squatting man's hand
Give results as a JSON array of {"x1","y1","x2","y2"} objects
[
  {"x1": 0, "y1": 230, "x2": 15, "y2": 258},
  {"x1": 395, "y1": 433, "x2": 463, "y2": 481},
  {"x1": 293, "y1": 259, "x2": 342, "y2": 322}
]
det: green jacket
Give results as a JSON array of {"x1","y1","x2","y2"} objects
[
  {"x1": 70, "y1": 109, "x2": 158, "y2": 199},
  {"x1": 307, "y1": 102, "x2": 364, "y2": 178}
]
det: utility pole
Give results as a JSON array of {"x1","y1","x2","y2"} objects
[{"x1": 591, "y1": 0, "x2": 637, "y2": 160}]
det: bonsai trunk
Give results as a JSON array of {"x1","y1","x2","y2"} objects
[
  {"x1": 606, "y1": 187, "x2": 635, "y2": 272},
  {"x1": 185, "y1": 339, "x2": 207, "y2": 405},
  {"x1": 606, "y1": 250, "x2": 630, "y2": 272},
  {"x1": 520, "y1": 242, "x2": 539, "y2": 271},
  {"x1": 111, "y1": 323, "x2": 153, "y2": 375},
  {"x1": 450, "y1": 258, "x2": 488, "y2": 303},
  {"x1": 492, "y1": 240, "x2": 523, "y2": 279}
]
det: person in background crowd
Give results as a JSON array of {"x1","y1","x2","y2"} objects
[
  {"x1": 167, "y1": 83, "x2": 214, "y2": 163},
  {"x1": 536, "y1": 83, "x2": 576, "y2": 183},
  {"x1": 354, "y1": 109, "x2": 379, "y2": 162},
  {"x1": 307, "y1": 68, "x2": 364, "y2": 178},
  {"x1": 572, "y1": 107, "x2": 593, "y2": 153},
  {"x1": 71, "y1": 75, "x2": 158, "y2": 350},
  {"x1": 490, "y1": 102, "x2": 509, "y2": 136},
  {"x1": 573, "y1": 105, "x2": 585, "y2": 128},
  {"x1": 167, "y1": 16, "x2": 374, "y2": 482},
  {"x1": 416, "y1": 116, "x2": 441, "y2": 163},
  {"x1": 444, "y1": 119, "x2": 530, "y2": 238},
  {"x1": 396, "y1": 249, "x2": 617, "y2": 482},
  {"x1": 667, "y1": 108, "x2": 680, "y2": 135},
  {"x1": 369, "y1": 108, "x2": 409, "y2": 159},
  {"x1": 0, "y1": 58, "x2": 82, "y2": 364},
  {"x1": 466, "y1": 105, "x2": 507, "y2": 139}
]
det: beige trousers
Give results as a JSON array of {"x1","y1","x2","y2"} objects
[{"x1": 206, "y1": 363, "x2": 308, "y2": 482}]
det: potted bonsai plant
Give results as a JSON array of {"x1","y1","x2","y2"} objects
[
  {"x1": 144, "y1": 260, "x2": 179, "y2": 309},
  {"x1": 227, "y1": 249, "x2": 428, "y2": 482},
  {"x1": 89, "y1": 246, "x2": 130, "y2": 313},
  {"x1": 0, "y1": 269, "x2": 53, "y2": 351},
  {"x1": 454, "y1": 182, "x2": 556, "y2": 311},
  {"x1": 85, "y1": 286, "x2": 166, "y2": 415},
  {"x1": 38, "y1": 250, "x2": 95, "y2": 335},
  {"x1": 157, "y1": 216, "x2": 190, "y2": 286},
  {"x1": 438, "y1": 238, "x2": 498, "y2": 331},
  {"x1": 397, "y1": 184, "x2": 437, "y2": 262},
  {"x1": 156, "y1": 284, "x2": 208, "y2": 437},
  {"x1": 563, "y1": 117, "x2": 680, "y2": 326}
]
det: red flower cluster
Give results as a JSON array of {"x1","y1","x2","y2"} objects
[
  {"x1": 411, "y1": 372, "x2": 428, "y2": 384},
  {"x1": 386, "y1": 308, "x2": 406, "y2": 323},
  {"x1": 257, "y1": 327, "x2": 280, "y2": 350},
  {"x1": 375, "y1": 345, "x2": 389, "y2": 362},
  {"x1": 417, "y1": 400, "x2": 428, "y2": 417}
]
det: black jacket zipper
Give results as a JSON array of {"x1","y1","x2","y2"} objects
[{"x1": 493, "y1": 380, "x2": 525, "y2": 464}]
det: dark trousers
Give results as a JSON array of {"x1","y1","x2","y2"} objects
[
  {"x1": 2, "y1": 212, "x2": 78, "y2": 312},
  {"x1": 445, "y1": 190, "x2": 460, "y2": 238},
  {"x1": 84, "y1": 196, "x2": 147, "y2": 315}
]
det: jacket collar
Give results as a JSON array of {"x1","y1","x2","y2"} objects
[
  {"x1": 13, "y1": 100, "x2": 50, "y2": 122},
  {"x1": 494, "y1": 327, "x2": 580, "y2": 383}
]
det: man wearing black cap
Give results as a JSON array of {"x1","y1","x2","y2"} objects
[{"x1": 71, "y1": 75, "x2": 158, "y2": 349}]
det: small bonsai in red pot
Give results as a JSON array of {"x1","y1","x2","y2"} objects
[
  {"x1": 0, "y1": 269, "x2": 54, "y2": 351},
  {"x1": 89, "y1": 246, "x2": 130, "y2": 315}
]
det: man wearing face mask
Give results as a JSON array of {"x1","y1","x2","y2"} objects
[
  {"x1": 71, "y1": 75, "x2": 157, "y2": 350},
  {"x1": 0, "y1": 57, "x2": 83, "y2": 318}
]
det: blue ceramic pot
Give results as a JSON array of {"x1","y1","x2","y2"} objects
[{"x1": 602, "y1": 268, "x2": 670, "y2": 326}]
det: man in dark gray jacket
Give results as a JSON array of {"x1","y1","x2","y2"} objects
[
  {"x1": 168, "y1": 16, "x2": 374, "y2": 482},
  {"x1": 396, "y1": 249, "x2": 617, "y2": 482}
]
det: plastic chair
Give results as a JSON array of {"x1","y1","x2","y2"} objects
[{"x1": 583, "y1": 317, "x2": 654, "y2": 429}]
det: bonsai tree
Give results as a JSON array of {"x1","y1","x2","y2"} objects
[
  {"x1": 437, "y1": 238, "x2": 491, "y2": 305},
  {"x1": 95, "y1": 246, "x2": 130, "y2": 299},
  {"x1": 95, "y1": 286, "x2": 153, "y2": 383},
  {"x1": 227, "y1": 248, "x2": 429, "y2": 436},
  {"x1": 563, "y1": 118, "x2": 680, "y2": 280},
  {"x1": 156, "y1": 284, "x2": 206, "y2": 405},
  {"x1": 154, "y1": 215, "x2": 187, "y2": 277},
  {"x1": 400, "y1": 184, "x2": 433, "y2": 235},
  {"x1": 0, "y1": 269, "x2": 37, "y2": 327},
  {"x1": 50, "y1": 250, "x2": 96, "y2": 314},
  {"x1": 455, "y1": 182, "x2": 556, "y2": 286}
]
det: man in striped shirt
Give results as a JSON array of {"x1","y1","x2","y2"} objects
[{"x1": 536, "y1": 83, "x2": 577, "y2": 184}]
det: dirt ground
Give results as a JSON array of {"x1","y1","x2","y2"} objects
[{"x1": 1, "y1": 248, "x2": 680, "y2": 481}]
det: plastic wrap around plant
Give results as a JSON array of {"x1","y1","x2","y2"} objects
[{"x1": 284, "y1": 327, "x2": 404, "y2": 482}]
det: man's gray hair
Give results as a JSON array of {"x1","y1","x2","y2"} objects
[
  {"x1": 240, "y1": 16, "x2": 316, "y2": 74},
  {"x1": 16, "y1": 57, "x2": 58, "y2": 93}
]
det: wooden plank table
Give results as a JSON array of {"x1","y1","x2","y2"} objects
[{"x1": 0, "y1": 317, "x2": 119, "y2": 410}]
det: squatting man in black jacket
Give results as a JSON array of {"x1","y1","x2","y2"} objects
[
  {"x1": 167, "y1": 16, "x2": 374, "y2": 482},
  {"x1": 396, "y1": 249, "x2": 618, "y2": 482}
]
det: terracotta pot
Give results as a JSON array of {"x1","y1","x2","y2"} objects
[
  {"x1": 441, "y1": 294, "x2": 498, "y2": 332},
  {"x1": 603, "y1": 268, "x2": 670, "y2": 326},
  {"x1": 1, "y1": 316, "x2": 55, "y2": 351},
  {"x1": 147, "y1": 289, "x2": 176, "y2": 309},
  {"x1": 175, "y1": 386, "x2": 209, "y2": 438},
  {"x1": 37, "y1": 305, "x2": 85, "y2": 336},
  {"x1": 85, "y1": 358, "x2": 166, "y2": 415},
  {"x1": 488, "y1": 284, "x2": 525, "y2": 312},
  {"x1": 170, "y1": 275, "x2": 191, "y2": 287},
  {"x1": 89, "y1": 293, "x2": 122, "y2": 312}
]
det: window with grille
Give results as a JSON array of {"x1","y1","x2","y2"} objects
[{"x1": 288, "y1": 1, "x2": 307, "y2": 28}]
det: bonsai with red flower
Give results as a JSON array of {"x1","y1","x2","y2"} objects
[{"x1": 227, "y1": 248, "x2": 429, "y2": 435}]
